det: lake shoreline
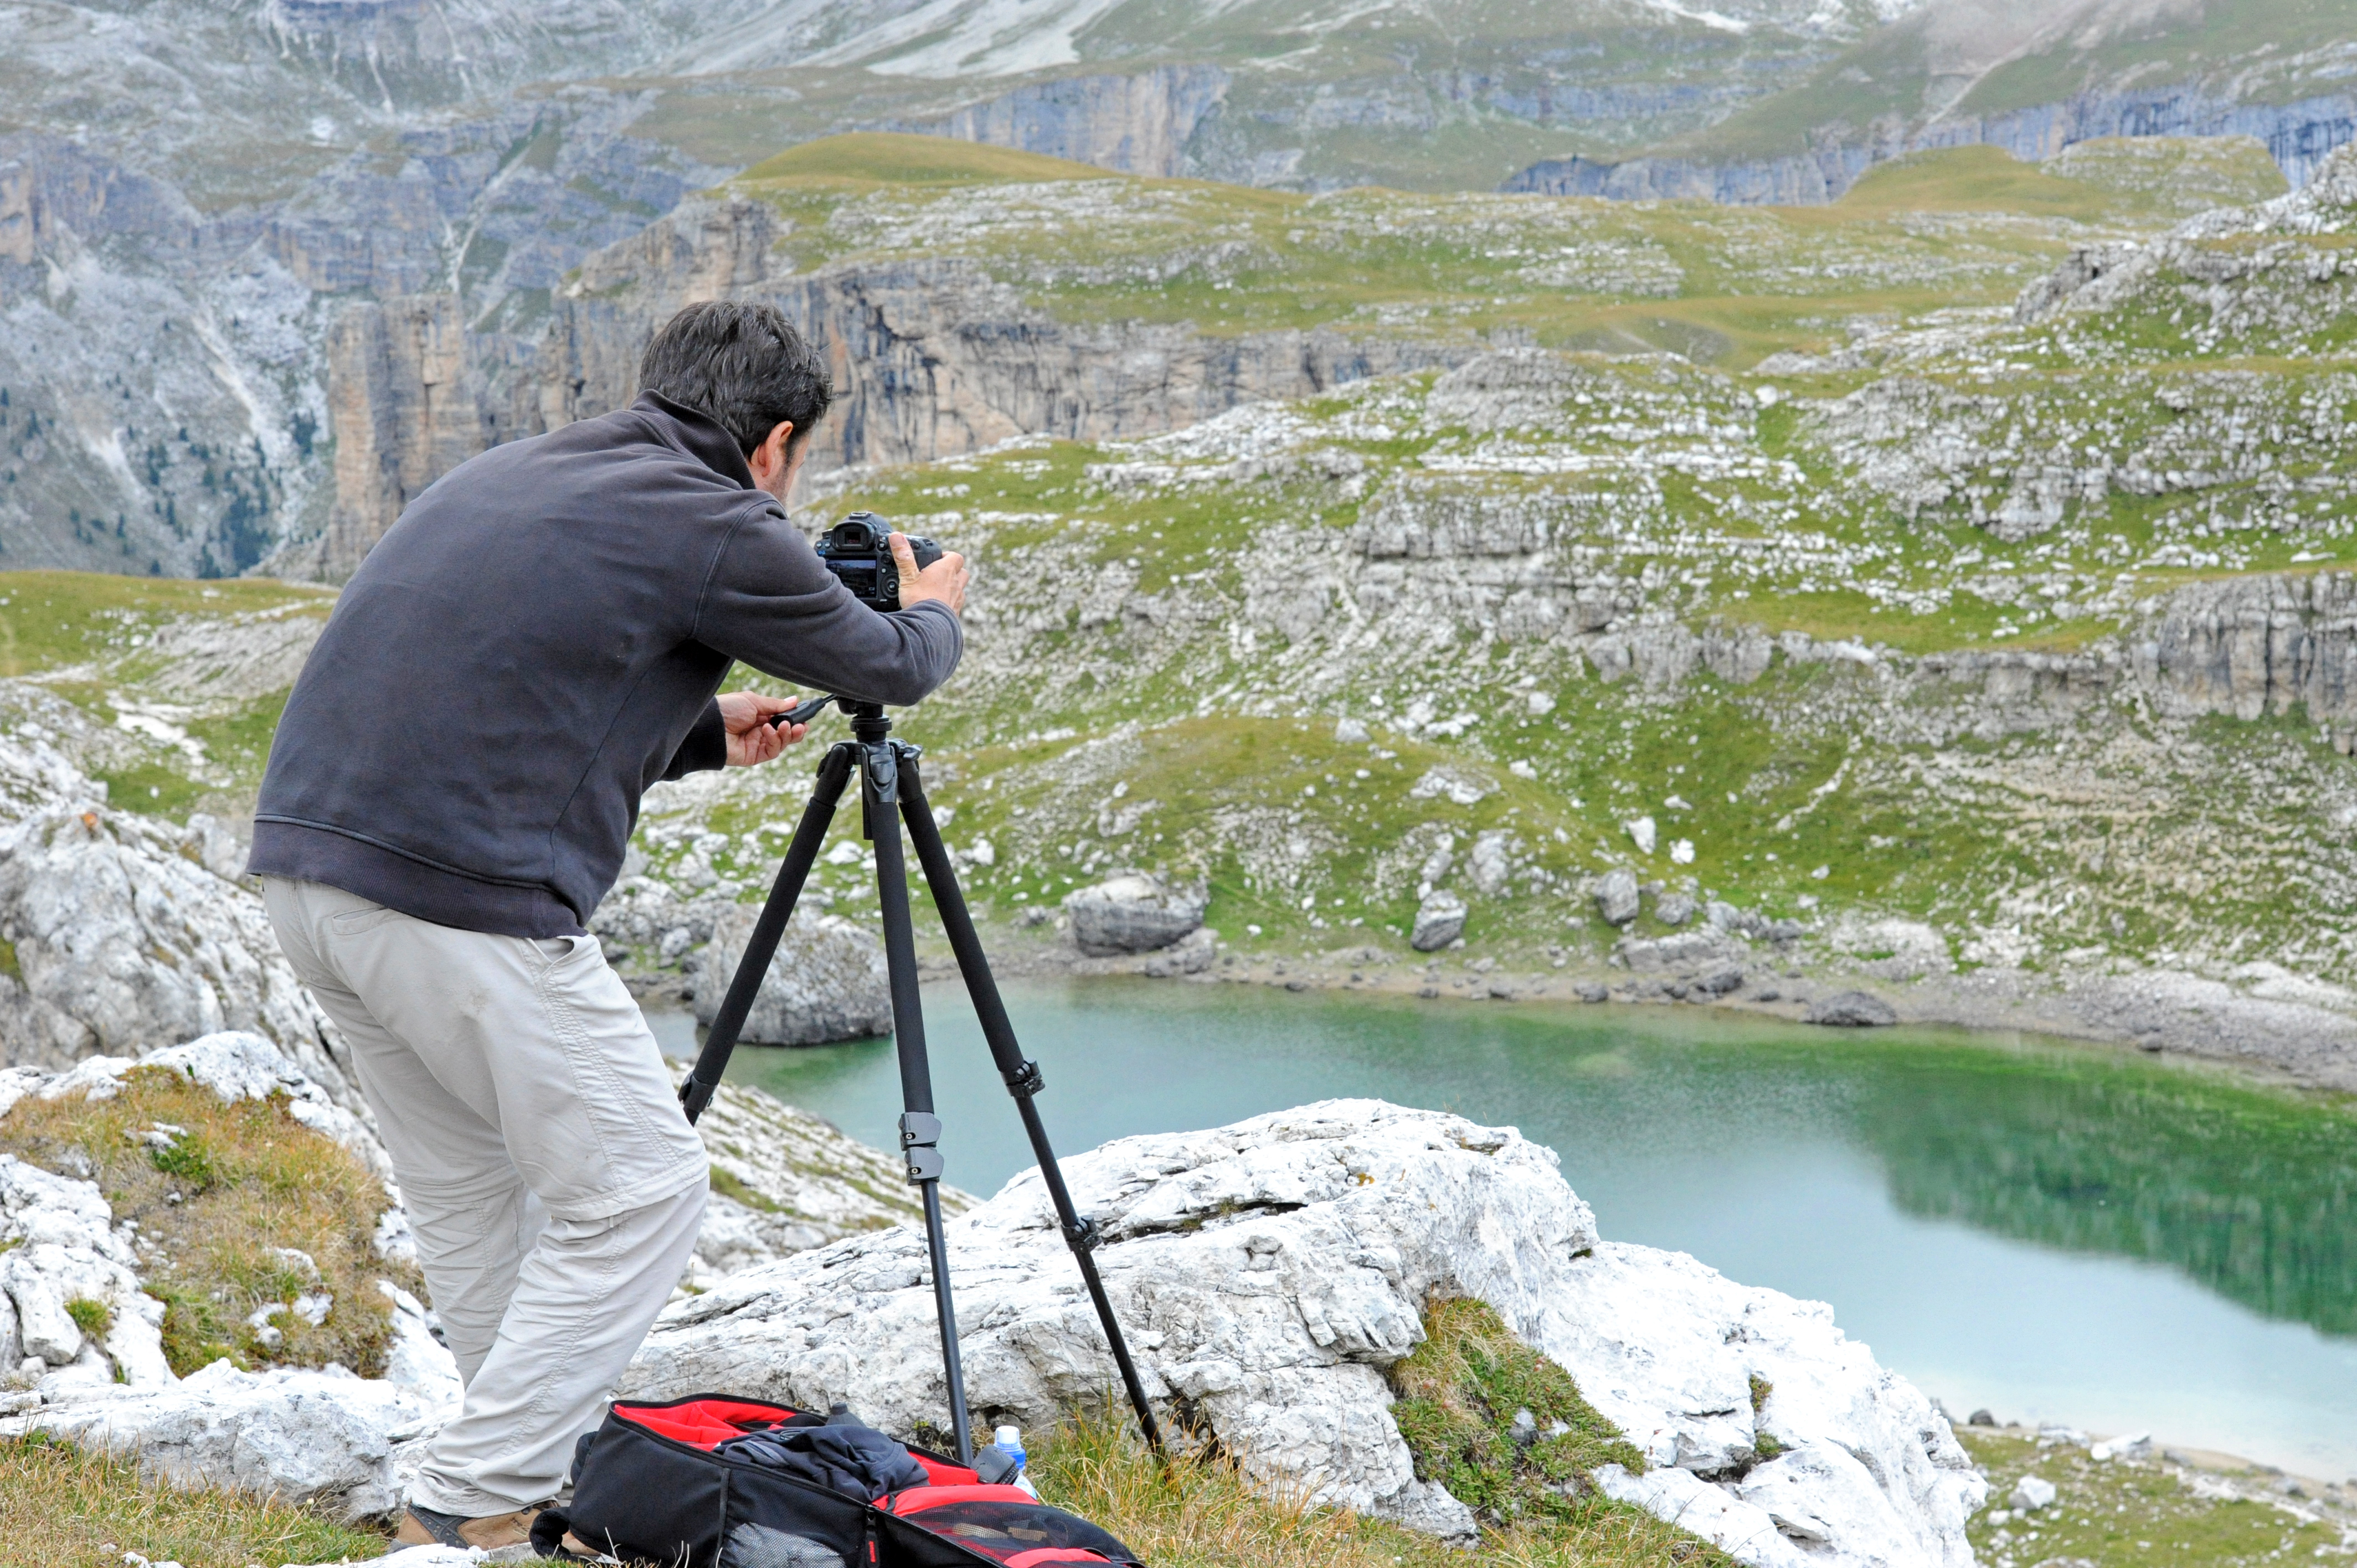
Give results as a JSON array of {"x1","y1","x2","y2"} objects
[
  {"x1": 879, "y1": 929, "x2": 2357, "y2": 1097},
  {"x1": 628, "y1": 926, "x2": 2357, "y2": 1095}
]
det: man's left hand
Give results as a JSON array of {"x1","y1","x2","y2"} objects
[{"x1": 718, "y1": 691, "x2": 808, "y2": 767}]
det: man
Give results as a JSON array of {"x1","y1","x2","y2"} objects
[{"x1": 249, "y1": 301, "x2": 969, "y2": 1549}]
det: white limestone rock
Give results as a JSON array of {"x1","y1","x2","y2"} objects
[
  {"x1": 7, "y1": 1358, "x2": 446, "y2": 1521},
  {"x1": 0, "y1": 729, "x2": 359, "y2": 1111},
  {"x1": 1410, "y1": 890, "x2": 1466, "y2": 951},
  {"x1": 621, "y1": 1100, "x2": 1982, "y2": 1567},
  {"x1": 1595, "y1": 868, "x2": 1642, "y2": 925},
  {"x1": 1560, "y1": 1242, "x2": 1978, "y2": 1564},
  {"x1": 693, "y1": 905, "x2": 892, "y2": 1046},
  {"x1": 0, "y1": 1153, "x2": 172, "y2": 1392},
  {"x1": 1062, "y1": 873, "x2": 1207, "y2": 956},
  {"x1": 377, "y1": 1281, "x2": 464, "y2": 1416}
]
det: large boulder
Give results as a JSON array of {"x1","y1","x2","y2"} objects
[
  {"x1": 1410, "y1": 890, "x2": 1466, "y2": 951},
  {"x1": 1805, "y1": 991, "x2": 1898, "y2": 1028},
  {"x1": 1594, "y1": 868, "x2": 1641, "y2": 925},
  {"x1": 693, "y1": 906, "x2": 892, "y2": 1046},
  {"x1": 622, "y1": 1100, "x2": 1983, "y2": 1567},
  {"x1": 1062, "y1": 874, "x2": 1206, "y2": 956}
]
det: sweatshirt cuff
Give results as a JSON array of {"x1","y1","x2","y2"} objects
[{"x1": 663, "y1": 702, "x2": 729, "y2": 780}]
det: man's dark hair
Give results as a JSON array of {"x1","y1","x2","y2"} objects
[{"x1": 638, "y1": 301, "x2": 833, "y2": 460}]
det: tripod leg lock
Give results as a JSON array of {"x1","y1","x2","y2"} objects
[
  {"x1": 1060, "y1": 1215, "x2": 1103, "y2": 1253},
  {"x1": 1002, "y1": 1059, "x2": 1046, "y2": 1097},
  {"x1": 900, "y1": 1112, "x2": 944, "y2": 1185}
]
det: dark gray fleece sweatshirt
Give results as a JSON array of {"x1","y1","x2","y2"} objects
[{"x1": 247, "y1": 391, "x2": 963, "y2": 936}]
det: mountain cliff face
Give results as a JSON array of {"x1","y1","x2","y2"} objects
[
  {"x1": 312, "y1": 125, "x2": 2303, "y2": 570},
  {"x1": 7, "y1": 0, "x2": 2349, "y2": 576}
]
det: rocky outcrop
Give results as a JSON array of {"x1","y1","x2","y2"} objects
[
  {"x1": 0, "y1": 727, "x2": 358, "y2": 1107},
  {"x1": 1901, "y1": 568, "x2": 2357, "y2": 752},
  {"x1": 2014, "y1": 140, "x2": 2357, "y2": 340},
  {"x1": 554, "y1": 251, "x2": 1469, "y2": 471},
  {"x1": 12, "y1": 1351, "x2": 458, "y2": 1522},
  {"x1": 323, "y1": 214, "x2": 1472, "y2": 567},
  {"x1": 0, "y1": 1029, "x2": 462, "y2": 1519},
  {"x1": 0, "y1": 1031, "x2": 390, "y2": 1179},
  {"x1": 1509, "y1": 43, "x2": 2356, "y2": 205},
  {"x1": 691, "y1": 905, "x2": 892, "y2": 1046},
  {"x1": 1505, "y1": 145, "x2": 1880, "y2": 205},
  {"x1": 2135, "y1": 571, "x2": 2357, "y2": 737},
  {"x1": 623, "y1": 1100, "x2": 1984, "y2": 1566},
  {"x1": 320, "y1": 295, "x2": 512, "y2": 576},
  {"x1": 1062, "y1": 873, "x2": 1207, "y2": 956}
]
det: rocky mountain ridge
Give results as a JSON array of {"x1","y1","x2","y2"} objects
[
  {"x1": 1515, "y1": 0, "x2": 2357, "y2": 202},
  {"x1": 7, "y1": 0, "x2": 2345, "y2": 577}
]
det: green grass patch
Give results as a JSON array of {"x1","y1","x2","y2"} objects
[
  {"x1": 739, "y1": 132, "x2": 1119, "y2": 190},
  {"x1": 0, "y1": 1432, "x2": 388, "y2": 1567},
  {"x1": 63, "y1": 1297, "x2": 113, "y2": 1340},
  {"x1": 0, "y1": 570, "x2": 329, "y2": 679},
  {"x1": 1390, "y1": 1295, "x2": 1657, "y2": 1531},
  {"x1": 1958, "y1": 1428, "x2": 2348, "y2": 1566}
]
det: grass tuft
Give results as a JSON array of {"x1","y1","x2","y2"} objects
[
  {"x1": 1389, "y1": 1296, "x2": 1661, "y2": 1535},
  {"x1": 63, "y1": 1297, "x2": 113, "y2": 1339},
  {"x1": 0, "y1": 1068, "x2": 418, "y2": 1376}
]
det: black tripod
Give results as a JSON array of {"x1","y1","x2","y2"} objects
[{"x1": 678, "y1": 699, "x2": 1163, "y2": 1466}]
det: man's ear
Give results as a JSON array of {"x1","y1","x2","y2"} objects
[{"x1": 749, "y1": 420, "x2": 796, "y2": 489}]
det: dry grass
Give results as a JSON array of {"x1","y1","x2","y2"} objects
[
  {"x1": 1030, "y1": 1296, "x2": 1732, "y2": 1567},
  {"x1": 1031, "y1": 1410, "x2": 1470, "y2": 1568},
  {"x1": 0, "y1": 1432, "x2": 387, "y2": 1568},
  {"x1": 0, "y1": 1067, "x2": 417, "y2": 1376}
]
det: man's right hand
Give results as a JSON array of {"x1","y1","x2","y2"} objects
[{"x1": 893, "y1": 532, "x2": 969, "y2": 616}]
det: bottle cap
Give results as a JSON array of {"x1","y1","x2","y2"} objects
[{"x1": 995, "y1": 1424, "x2": 1021, "y2": 1447}]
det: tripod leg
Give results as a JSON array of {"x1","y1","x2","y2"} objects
[
  {"x1": 680, "y1": 742, "x2": 855, "y2": 1125},
  {"x1": 867, "y1": 749, "x2": 975, "y2": 1465},
  {"x1": 898, "y1": 758, "x2": 1165, "y2": 1453}
]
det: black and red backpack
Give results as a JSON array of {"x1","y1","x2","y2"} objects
[{"x1": 533, "y1": 1394, "x2": 1145, "y2": 1568}]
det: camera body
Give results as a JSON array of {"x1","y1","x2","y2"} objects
[{"x1": 815, "y1": 512, "x2": 943, "y2": 611}]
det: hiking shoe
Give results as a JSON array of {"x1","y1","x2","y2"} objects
[{"x1": 392, "y1": 1501, "x2": 545, "y2": 1551}]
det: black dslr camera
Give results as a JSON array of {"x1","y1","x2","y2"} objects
[{"x1": 815, "y1": 512, "x2": 943, "y2": 611}]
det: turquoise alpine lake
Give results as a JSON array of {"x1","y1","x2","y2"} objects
[{"x1": 644, "y1": 978, "x2": 2357, "y2": 1478}]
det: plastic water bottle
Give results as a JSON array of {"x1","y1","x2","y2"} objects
[{"x1": 995, "y1": 1424, "x2": 1038, "y2": 1498}]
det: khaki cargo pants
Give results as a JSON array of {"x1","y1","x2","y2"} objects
[{"x1": 264, "y1": 876, "x2": 708, "y2": 1517}]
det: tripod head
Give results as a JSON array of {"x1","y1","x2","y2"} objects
[{"x1": 763, "y1": 693, "x2": 899, "y2": 740}]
